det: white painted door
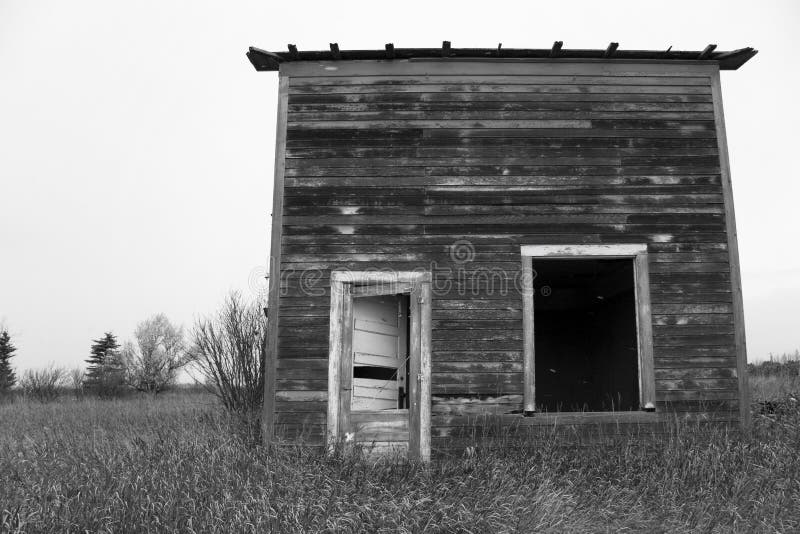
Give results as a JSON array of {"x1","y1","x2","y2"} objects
[{"x1": 352, "y1": 294, "x2": 407, "y2": 411}]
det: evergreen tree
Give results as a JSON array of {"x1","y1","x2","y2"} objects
[
  {"x1": 85, "y1": 333, "x2": 123, "y2": 396},
  {"x1": 0, "y1": 330, "x2": 17, "y2": 391}
]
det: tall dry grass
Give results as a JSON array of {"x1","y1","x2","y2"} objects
[
  {"x1": 750, "y1": 372, "x2": 800, "y2": 403},
  {"x1": 1, "y1": 381, "x2": 798, "y2": 532}
]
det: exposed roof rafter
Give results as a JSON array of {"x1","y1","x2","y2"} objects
[
  {"x1": 441, "y1": 41, "x2": 451, "y2": 57},
  {"x1": 246, "y1": 43, "x2": 757, "y2": 71},
  {"x1": 698, "y1": 44, "x2": 717, "y2": 59}
]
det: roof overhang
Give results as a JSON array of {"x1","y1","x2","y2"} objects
[{"x1": 246, "y1": 42, "x2": 757, "y2": 72}]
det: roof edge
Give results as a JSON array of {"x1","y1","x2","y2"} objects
[{"x1": 246, "y1": 45, "x2": 757, "y2": 72}]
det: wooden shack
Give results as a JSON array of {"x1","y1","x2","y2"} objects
[{"x1": 247, "y1": 43, "x2": 756, "y2": 460}]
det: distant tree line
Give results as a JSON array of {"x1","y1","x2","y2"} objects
[
  {"x1": 748, "y1": 351, "x2": 800, "y2": 377},
  {"x1": 82, "y1": 314, "x2": 193, "y2": 397},
  {"x1": 1, "y1": 292, "x2": 266, "y2": 430},
  {"x1": 0, "y1": 314, "x2": 194, "y2": 401}
]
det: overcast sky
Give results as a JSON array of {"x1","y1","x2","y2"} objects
[{"x1": 1, "y1": 0, "x2": 798, "y2": 372}]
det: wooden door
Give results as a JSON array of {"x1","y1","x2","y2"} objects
[
  {"x1": 351, "y1": 294, "x2": 408, "y2": 411},
  {"x1": 326, "y1": 271, "x2": 432, "y2": 461}
]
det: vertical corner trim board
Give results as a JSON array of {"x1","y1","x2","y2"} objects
[
  {"x1": 521, "y1": 256, "x2": 535, "y2": 414},
  {"x1": 710, "y1": 67, "x2": 750, "y2": 428},
  {"x1": 262, "y1": 73, "x2": 290, "y2": 441}
]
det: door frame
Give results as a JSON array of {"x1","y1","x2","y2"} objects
[
  {"x1": 519, "y1": 244, "x2": 656, "y2": 414},
  {"x1": 327, "y1": 270, "x2": 432, "y2": 461}
]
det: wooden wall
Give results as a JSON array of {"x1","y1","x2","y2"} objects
[{"x1": 269, "y1": 61, "x2": 742, "y2": 447}]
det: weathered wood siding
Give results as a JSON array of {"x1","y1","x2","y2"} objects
[{"x1": 271, "y1": 61, "x2": 741, "y2": 446}]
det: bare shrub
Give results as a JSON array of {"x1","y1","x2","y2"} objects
[
  {"x1": 93, "y1": 364, "x2": 127, "y2": 398},
  {"x1": 68, "y1": 367, "x2": 85, "y2": 399},
  {"x1": 190, "y1": 292, "x2": 266, "y2": 425},
  {"x1": 20, "y1": 365, "x2": 67, "y2": 402},
  {"x1": 122, "y1": 314, "x2": 190, "y2": 394}
]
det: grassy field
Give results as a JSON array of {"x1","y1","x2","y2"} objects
[{"x1": 1, "y1": 377, "x2": 799, "y2": 533}]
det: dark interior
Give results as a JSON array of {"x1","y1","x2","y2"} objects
[
  {"x1": 533, "y1": 259, "x2": 640, "y2": 412},
  {"x1": 353, "y1": 367, "x2": 397, "y2": 381}
]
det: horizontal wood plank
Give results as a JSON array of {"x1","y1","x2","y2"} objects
[
  {"x1": 288, "y1": 92, "x2": 715, "y2": 105},
  {"x1": 289, "y1": 75, "x2": 712, "y2": 87},
  {"x1": 288, "y1": 84, "x2": 712, "y2": 95}
]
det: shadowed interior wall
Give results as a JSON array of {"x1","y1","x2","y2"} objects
[{"x1": 533, "y1": 259, "x2": 639, "y2": 412}]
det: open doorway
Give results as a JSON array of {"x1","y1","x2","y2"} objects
[
  {"x1": 520, "y1": 244, "x2": 656, "y2": 415},
  {"x1": 327, "y1": 271, "x2": 432, "y2": 461},
  {"x1": 533, "y1": 259, "x2": 639, "y2": 412},
  {"x1": 352, "y1": 294, "x2": 410, "y2": 411}
]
